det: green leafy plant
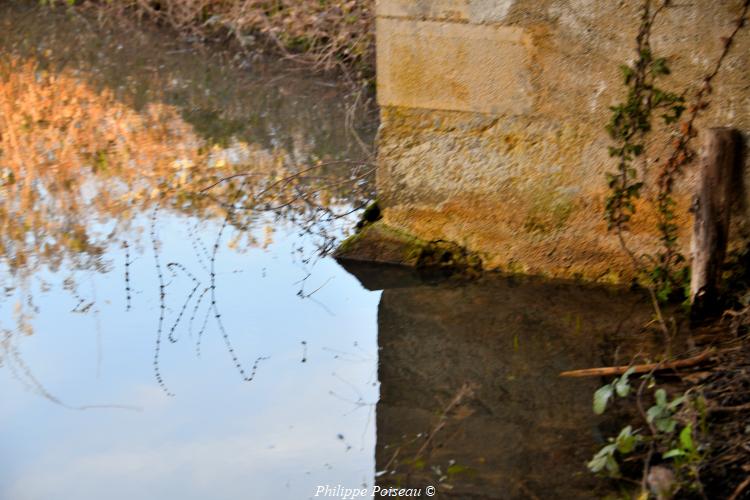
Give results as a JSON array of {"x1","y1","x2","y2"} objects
[
  {"x1": 646, "y1": 388, "x2": 686, "y2": 434},
  {"x1": 593, "y1": 367, "x2": 636, "y2": 415},
  {"x1": 588, "y1": 425, "x2": 642, "y2": 477},
  {"x1": 604, "y1": 0, "x2": 686, "y2": 300},
  {"x1": 588, "y1": 372, "x2": 708, "y2": 497}
]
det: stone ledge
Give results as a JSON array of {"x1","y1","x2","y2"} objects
[{"x1": 334, "y1": 221, "x2": 483, "y2": 275}]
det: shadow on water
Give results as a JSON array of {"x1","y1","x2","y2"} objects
[{"x1": 342, "y1": 263, "x2": 690, "y2": 499}]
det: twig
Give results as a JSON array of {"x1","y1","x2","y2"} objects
[
  {"x1": 413, "y1": 383, "x2": 474, "y2": 461},
  {"x1": 635, "y1": 368, "x2": 658, "y2": 495},
  {"x1": 647, "y1": 285, "x2": 672, "y2": 344},
  {"x1": 729, "y1": 475, "x2": 750, "y2": 500},
  {"x1": 199, "y1": 160, "x2": 373, "y2": 194},
  {"x1": 559, "y1": 349, "x2": 715, "y2": 377},
  {"x1": 709, "y1": 402, "x2": 750, "y2": 414}
]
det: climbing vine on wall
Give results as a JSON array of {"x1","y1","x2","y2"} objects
[{"x1": 605, "y1": 0, "x2": 749, "y2": 301}]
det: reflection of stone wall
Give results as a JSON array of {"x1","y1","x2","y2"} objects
[
  {"x1": 374, "y1": 275, "x2": 653, "y2": 498},
  {"x1": 376, "y1": 0, "x2": 750, "y2": 282}
]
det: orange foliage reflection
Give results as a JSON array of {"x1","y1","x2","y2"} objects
[{"x1": 0, "y1": 55, "x2": 371, "y2": 274}]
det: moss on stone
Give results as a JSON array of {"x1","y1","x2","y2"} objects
[{"x1": 334, "y1": 221, "x2": 483, "y2": 277}]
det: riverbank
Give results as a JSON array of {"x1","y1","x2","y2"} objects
[
  {"x1": 44, "y1": 0, "x2": 375, "y2": 83},
  {"x1": 577, "y1": 304, "x2": 750, "y2": 499}
]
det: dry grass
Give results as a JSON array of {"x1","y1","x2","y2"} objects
[{"x1": 46, "y1": 0, "x2": 375, "y2": 81}]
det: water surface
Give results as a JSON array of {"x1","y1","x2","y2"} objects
[
  {"x1": 1, "y1": 3, "x2": 661, "y2": 499},
  {"x1": 1, "y1": 4, "x2": 379, "y2": 499}
]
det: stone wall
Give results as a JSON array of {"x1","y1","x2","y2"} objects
[{"x1": 375, "y1": 0, "x2": 750, "y2": 282}]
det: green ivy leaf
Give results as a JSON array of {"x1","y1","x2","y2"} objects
[
  {"x1": 615, "y1": 425, "x2": 638, "y2": 454},
  {"x1": 594, "y1": 384, "x2": 614, "y2": 415},
  {"x1": 663, "y1": 448, "x2": 685, "y2": 459},
  {"x1": 647, "y1": 404, "x2": 662, "y2": 423},
  {"x1": 588, "y1": 444, "x2": 618, "y2": 474},
  {"x1": 615, "y1": 367, "x2": 635, "y2": 397},
  {"x1": 651, "y1": 57, "x2": 670, "y2": 75},
  {"x1": 605, "y1": 454, "x2": 621, "y2": 477},
  {"x1": 619, "y1": 64, "x2": 635, "y2": 83}
]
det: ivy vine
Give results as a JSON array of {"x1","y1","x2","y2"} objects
[{"x1": 605, "y1": 0, "x2": 749, "y2": 301}]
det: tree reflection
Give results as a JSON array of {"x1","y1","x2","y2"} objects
[{"x1": 0, "y1": 54, "x2": 373, "y2": 394}]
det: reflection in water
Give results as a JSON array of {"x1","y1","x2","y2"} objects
[
  {"x1": 0, "y1": 1, "x2": 374, "y2": 398},
  {"x1": 0, "y1": 54, "x2": 372, "y2": 275},
  {"x1": 341, "y1": 263, "x2": 659, "y2": 499},
  {"x1": 1, "y1": 5, "x2": 381, "y2": 499},
  {"x1": 0, "y1": 52, "x2": 373, "y2": 395}
]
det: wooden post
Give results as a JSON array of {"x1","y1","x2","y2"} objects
[{"x1": 690, "y1": 127, "x2": 740, "y2": 318}]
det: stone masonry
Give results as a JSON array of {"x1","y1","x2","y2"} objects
[{"x1": 375, "y1": 0, "x2": 750, "y2": 282}]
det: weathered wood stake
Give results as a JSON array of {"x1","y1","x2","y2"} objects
[{"x1": 690, "y1": 127, "x2": 740, "y2": 318}]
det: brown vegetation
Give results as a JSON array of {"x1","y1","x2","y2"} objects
[{"x1": 45, "y1": 0, "x2": 375, "y2": 81}]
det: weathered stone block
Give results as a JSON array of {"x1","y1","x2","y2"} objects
[{"x1": 377, "y1": 18, "x2": 533, "y2": 115}]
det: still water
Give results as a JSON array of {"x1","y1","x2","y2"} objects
[{"x1": 1, "y1": 3, "x2": 655, "y2": 499}]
